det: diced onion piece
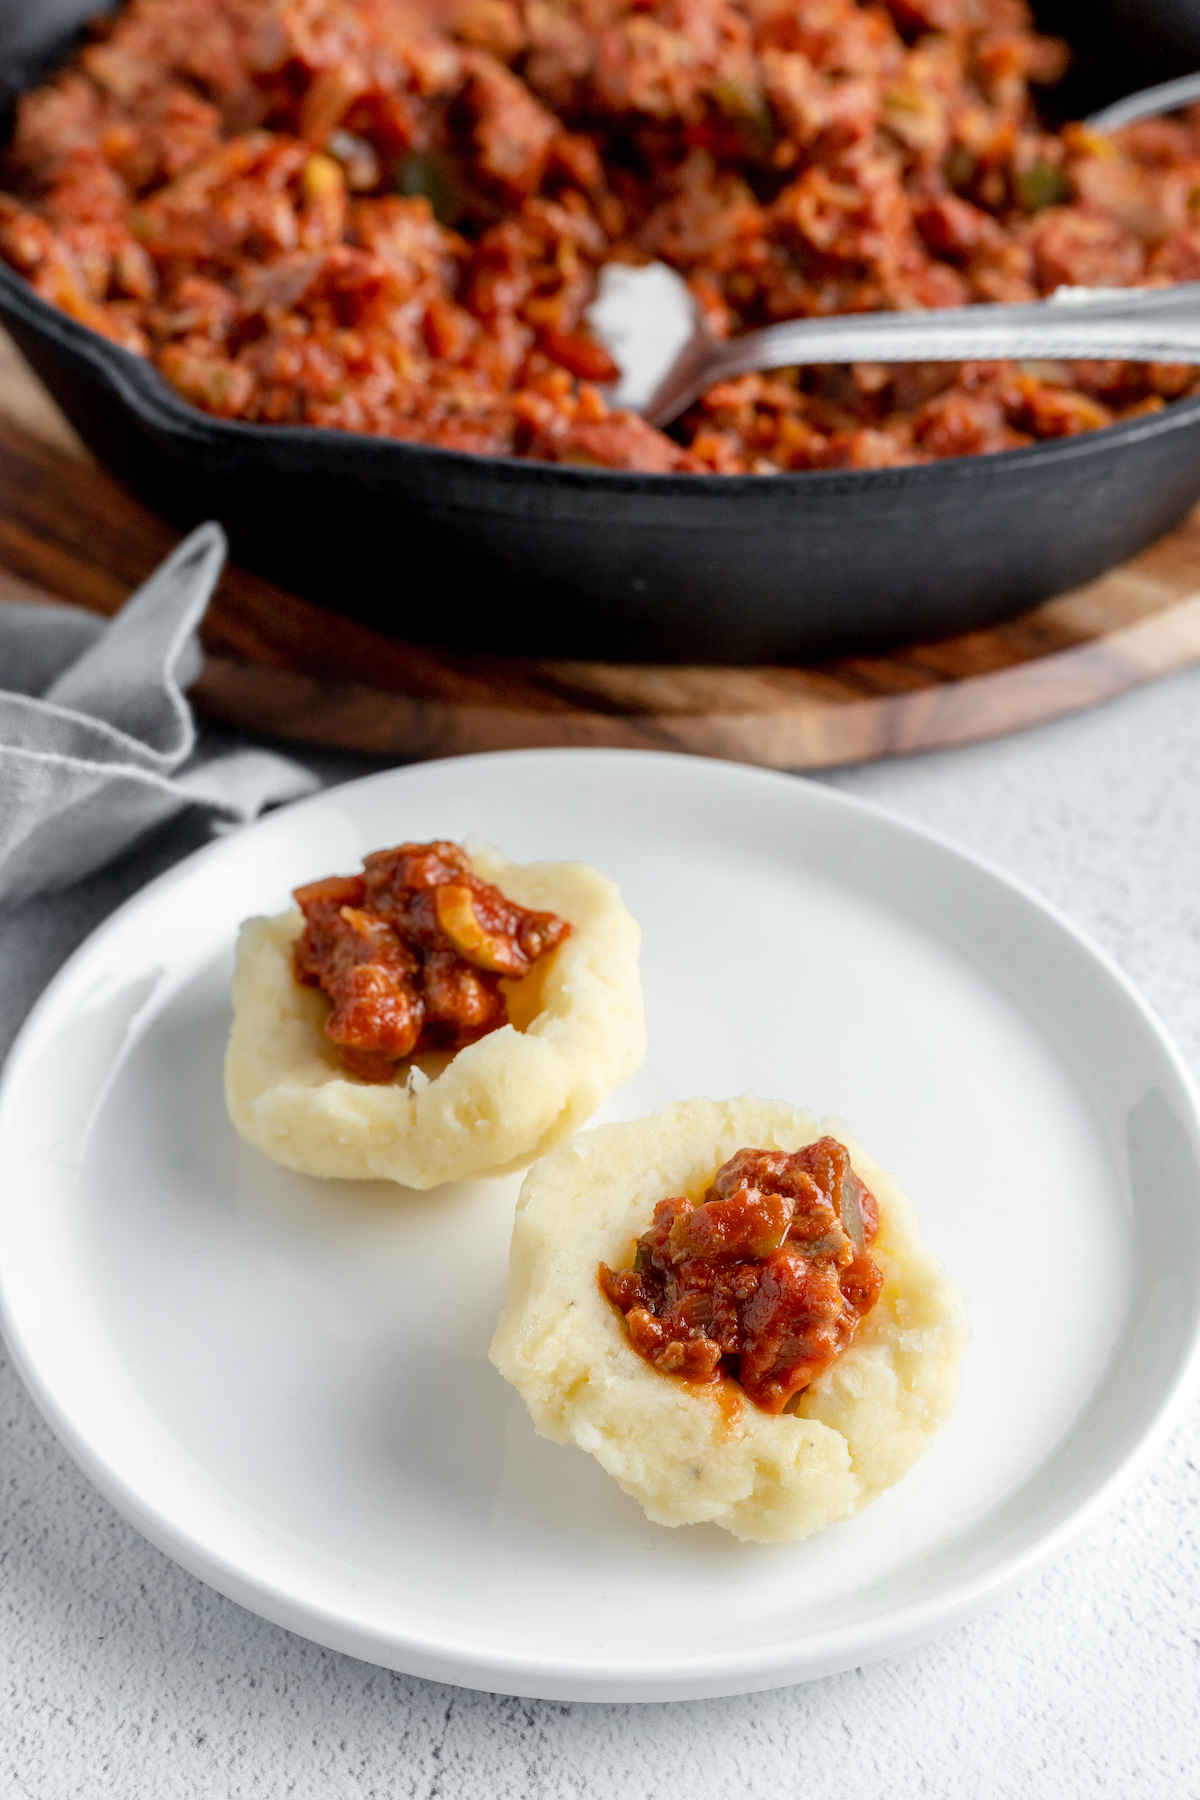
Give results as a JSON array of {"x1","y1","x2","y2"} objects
[
  {"x1": 434, "y1": 883, "x2": 527, "y2": 974},
  {"x1": 840, "y1": 1172, "x2": 866, "y2": 1250},
  {"x1": 338, "y1": 904, "x2": 391, "y2": 945}
]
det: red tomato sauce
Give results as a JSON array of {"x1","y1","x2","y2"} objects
[
  {"x1": 292, "y1": 838, "x2": 569, "y2": 1081},
  {"x1": 599, "y1": 1137, "x2": 883, "y2": 1412}
]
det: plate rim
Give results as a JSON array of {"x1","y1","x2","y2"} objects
[{"x1": 3, "y1": 746, "x2": 1200, "y2": 1702}]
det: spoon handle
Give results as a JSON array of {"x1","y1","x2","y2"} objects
[
  {"x1": 1086, "y1": 70, "x2": 1200, "y2": 134},
  {"x1": 646, "y1": 283, "x2": 1200, "y2": 426}
]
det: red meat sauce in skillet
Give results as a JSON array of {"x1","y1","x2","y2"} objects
[{"x1": 5, "y1": 0, "x2": 1200, "y2": 474}]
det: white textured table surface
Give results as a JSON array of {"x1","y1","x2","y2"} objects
[{"x1": 2, "y1": 687, "x2": 1199, "y2": 1799}]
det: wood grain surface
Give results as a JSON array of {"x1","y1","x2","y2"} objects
[{"x1": 5, "y1": 321, "x2": 1200, "y2": 769}]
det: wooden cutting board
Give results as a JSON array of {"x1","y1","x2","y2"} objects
[{"x1": 5, "y1": 322, "x2": 1200, "y2": 769}]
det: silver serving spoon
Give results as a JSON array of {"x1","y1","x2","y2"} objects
[
  {"x1": 593, "y1": 275, "x2": 1200, "y2": 426},
  {"x1": 1085, "y1": 69, "x2": 1200, "y2": 133},
  {"x1": 586, "y1": 71, "x2": 1200, "y2": 428}
]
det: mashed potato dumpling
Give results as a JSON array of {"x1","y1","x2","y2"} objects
[
  {"x1": 224, "y1": 843, "x2": 645, "y2": 1189},
  {"x1": 490, "y1": 1095, "x2": 967, "y2": 1543}
]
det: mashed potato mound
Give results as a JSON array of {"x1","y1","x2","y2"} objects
[
  {"x1": 224, "y1": 844, "x2": 645, "y2": 1189},
  {"x1": 490, "y1": 1095, "x2": 968, "y2": 1543}
]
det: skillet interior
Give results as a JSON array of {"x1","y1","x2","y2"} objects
[{"x1": 4, "y1": 0, "x2": 1200, "y2": 663}]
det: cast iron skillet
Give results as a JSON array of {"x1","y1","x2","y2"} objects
[{"x1": 4, "y1": 0, "x2": 1200, "y2": 663}]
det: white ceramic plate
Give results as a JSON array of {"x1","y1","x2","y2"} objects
[{"x1": 2, "y1": 749, "x2": 1199, "y2": 1703}]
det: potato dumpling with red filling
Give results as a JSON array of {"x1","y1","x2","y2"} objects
[
  {"x1": 224, "y1": 841, "x2": 644, "y2": 1188},
  {"x1": 490, "y1": 1095, "x2": 968, "y2": 1543}
]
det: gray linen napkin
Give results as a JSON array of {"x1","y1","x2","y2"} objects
[{"x1": 0, "y1": 521, "x2": 318, "y2": 911}]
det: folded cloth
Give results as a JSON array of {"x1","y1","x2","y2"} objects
[{"x1": 0, "y1": 521, "x2": 317, "y2": 911}]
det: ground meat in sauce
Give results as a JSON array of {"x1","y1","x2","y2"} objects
[
  {"x1": 292, "y1": 838, "x2": 570, "y2": 1081},
  {"x1": 599, "y1": 1137, "x2": 883, "y2": 1413},
  {"x1": 5, "y1": 0, "x2": 1200, "y2": 474}
]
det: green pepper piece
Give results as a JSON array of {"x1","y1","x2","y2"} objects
[
  {"x1": 1014, "y1": 160, "x2": 1071, "y2": 213},
  {"x1": 395, "y1": 151, "x2": 460, "y2": 224}
]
